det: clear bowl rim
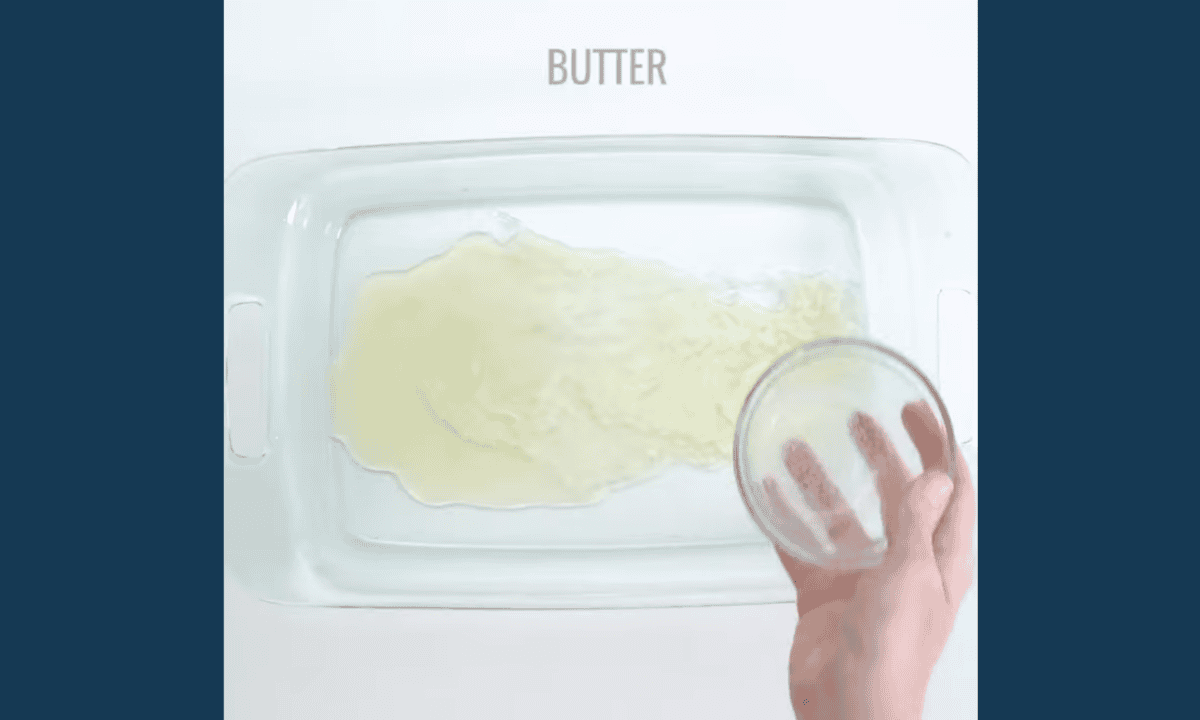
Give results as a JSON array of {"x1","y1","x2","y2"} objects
[{"x1": 732, "y1": 336, "x2": 958, "y2": 567}]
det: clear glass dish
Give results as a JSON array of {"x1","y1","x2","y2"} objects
[
  {"x1": 735, "y1": 337, "x2": 957, "y2": 571},
  {"x1": 223, "y1": 135, "x2": 976, "y2": 607}
]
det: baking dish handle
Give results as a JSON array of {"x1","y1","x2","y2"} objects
[
  {"x1": 224, "y1": 294, "x2": 309, "y2": 603},
  {"x1": 225, "y1": 296, "x2": 270, "y2": 465}
]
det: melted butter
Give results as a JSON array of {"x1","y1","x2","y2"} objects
[{"x1": 330, "y1": 231, "x2": 862, "y2": 508}]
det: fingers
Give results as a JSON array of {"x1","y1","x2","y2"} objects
[
  {"x1": 849, "y1": 411, "x2": 912, "y2": 480},
  {"x1": 759, "y1": 477, "x2": 861, "y2": 613},
  {"x1": 902, "y1": 400, "x2": 949, "y2": 474},
  {"x1": 902, "y1": 400, "x2": 977, "y2": 609},
  {"x1": 890, "y1": 470, "x2": 954, "y2": 570},
  {"x1": 756, "y1": 463, "x2": 864, "y2": 614},
  {"x1": 783, "y1": 440, "x2": 874, "y2": 554},
  {"x1": 933, "y1": 443, "x2": 977, "y2": 609},
  {"x1": 761, "y1": 476, "x2": 824, "y2": 553},
  {"x1": 849, "y1": 411, "x2": 912, "y2": 545}
]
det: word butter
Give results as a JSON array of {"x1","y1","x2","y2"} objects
[{"x1": 549, "y1": 49, "x2": 666, "y2": 85}]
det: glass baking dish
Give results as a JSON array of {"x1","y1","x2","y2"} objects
[{"x1": 224, "y1": 135, "x2": 976, "y2": 607}]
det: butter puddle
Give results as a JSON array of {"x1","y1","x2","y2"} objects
[{"x1": 330, "y1": 230, "x2": 861, "y2": 508}]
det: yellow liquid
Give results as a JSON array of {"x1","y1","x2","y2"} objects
[{"x1": 330, "y1": 231, "x2": 861, "y2": 507}]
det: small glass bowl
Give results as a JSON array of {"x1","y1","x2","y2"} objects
[{"x1": 734, "y1": 338, "x2": 957, "y2": 570}]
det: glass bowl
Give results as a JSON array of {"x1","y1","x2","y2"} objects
[{"x1": 734, "y1": 337, "x2": 957, "y2": 571}]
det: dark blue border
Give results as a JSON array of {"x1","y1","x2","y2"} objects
[
  {"x1": 10, "y1": 4, "x2": 222, "y2": 716},
  {"x1": 980, "y1": 3, "x2": 1190, "y2": 717}
]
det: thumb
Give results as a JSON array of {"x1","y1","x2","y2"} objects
[{"x1": 891, "y1": 471, "x2": 954, "y2": 565}]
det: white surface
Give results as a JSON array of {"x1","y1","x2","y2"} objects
[{"x1": 225, "y1": 1, "x2": 976, "y2": 717}]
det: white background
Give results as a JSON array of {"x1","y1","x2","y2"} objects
[{"x1": 224, "y1": 1, "x2": 977, "y2": 718}]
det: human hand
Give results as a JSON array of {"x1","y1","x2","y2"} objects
[{"x1": 760, "y1": 400, "x2": 976, "y2": 720}]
